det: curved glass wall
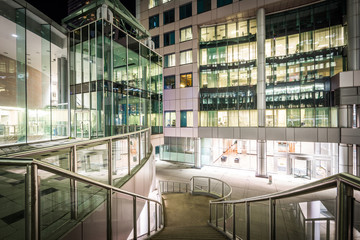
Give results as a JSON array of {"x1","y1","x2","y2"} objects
[
  {"x1": 69, "y1": 19, "x2": 162, "y2": 138},
  {"x1": 0, "y1": 1, "x2": 68, "y2": 146}
]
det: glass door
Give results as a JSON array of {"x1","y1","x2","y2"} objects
[{"x1": 75, "y1": 110, "x2": 90, "y2": 139}]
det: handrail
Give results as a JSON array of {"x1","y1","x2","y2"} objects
[
  {"x1": 190, "y1": 176, "x2": 232, "y2": 202},
  {"x1": 208, "y1": 173, "x2": 360, "y2": 240},
  {"x1": 1, "y1": 127, "x2": 151, "y2": 158}
]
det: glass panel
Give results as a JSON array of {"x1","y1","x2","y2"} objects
[
  {"x1": 239, "y1": 110, "x2": 250, "y2": 127},
  {"x1": 112, "y1": 137, "x2": 128, "y2": 186},
  {"x1": 130, "y1": 133, "x2": 139, "y2": 170},
  {"x1": 288, "y1": 34, "x2": 299, "y2": 55},
  {"x1": 314, "y1": 28, "x2": 330, "y2": 51},
  {"x1": 76, "y1": 143, "x2": 109, "y2": 183},
  {"x1": 287, "y1": 109, "x2": 301, "y2": 127},
  {"x1": 250, "y1": 201, "x2": 269, "y2": 239},
  {"x1": 112, "y1": 192, "x2": 134, "y2": 239}
]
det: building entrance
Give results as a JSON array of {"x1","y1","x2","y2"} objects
[{"x1": 75, "y1": 110, "x2": 90, "y2": 139}]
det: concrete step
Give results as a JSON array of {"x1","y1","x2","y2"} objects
[{"x1": 151, "y1": 226, "x2": 227, "y2": 240}]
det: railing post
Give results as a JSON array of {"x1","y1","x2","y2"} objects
[
  {"x1": 127, "y1": 135, "x2": 131, "y2": 175},
  {"x1": 246, "y1": 202, "x2": 250, "y2": 240},
  {"x1": 108, "y1": 139, "x2": 113, "y2": 186},
  {"x1": 155, "y1": 203, "x2": 158, "y2": 231},
  {"x1": 208, "y1": 178, "x2": 211, "y2": 193},
  {"x1": 147, "y1": 200, "x2": 150, "y2": 236},
  {"x1": 336, "y1": 180, "x2": 353, "y2": 240},
  {"x1": 222, "y1": 182, "x2": 225, "y2": 197},
  {"x1": 269, "y1": 198, "x2": 275, "y2": 240},
  {"x1": 223, "y1": 203, "x2": 226, "y2": 231},
  {"x1": 216, "y1": 203, "x2": 218, "y2": 228},
  {"x1": 133, "y1": 196, "x2": 137, "y2": 239},
  {"x1": 209, "y1": 203, "x2": 212, "y2": 224},
  {"x1": 70, "y1": 146, "x2": 78, "y2": 220},
  {"x1": 107, "y1": 189, "x2": 112, "y2": 240},
  {"x1": 233, "y1": 204, "x2": 236, "y2": 240},
  {"x1": 25, "y1": 164, "x2": 31, "y2": 240},
  {"x1": 31, "y1": 163, "x2": 39, "y2": 240},
  {"x1": 138, "y1": 133, "x2": 141, "y2": 164}
]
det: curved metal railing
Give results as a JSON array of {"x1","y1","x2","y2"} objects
[
  {"x1": 209, "y1": 173, "x2": 360, "y2": 240},
  {"x1": 159, "y1": 180, "x2": 190, "y2": 193},
  {"x1": 190, "y1": 176, "x2": 232, "y2": 201}
]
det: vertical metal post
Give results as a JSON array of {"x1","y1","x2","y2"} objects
[
  {"x1": 25, "y1": 165, "x2": 31, "y2": 240},
  {"x1": 70, "y1": 146, "x2": 78, "y2": 220},
  {"x1": 269, "y1": 198, "x2": 276, "y2": 240},
  {"x1": 209, "y1": 203, "x2": 212, "y2": 224},
  {"x1": 173, "y1": 182, "x2": 174, "y2": 192},
  {"x1": 215, "y1": 203, "x2": 218, "y2": 227},
  {"x1": 138, "y1": 133, "x2": 141, "y2": 164},
  {"x1": 144, "y1": 131, "x2": 147, "y2": 156},
  {"x1": 127, "y1": 135, "x2": 131, "y2": 175},
  {"x1": 107, "y1": 189, "x2": 112, "y2": 240},
  {"x1": 147, "y1": 200, "x2": 150, "y2": 235},
  {"x1": 312, "y1": 221, "x2": 315, "y2": 240},
  {"x1": 208, "y1": 178, "x2": 211, "y2": 193},
  {"x1": 133, "y1": 196, "x2": 137, "y2": 239},
  {"x1": 155, "y1": 203, "x2": 158, "y2": 231},
  {"x1": 108, "y1": 139, "x2": 113, "y2": 185},
  {"x1": 336, "y1": 181, "x2": 353, "y2": 240},
  {"x1": 223, "y1": 203, "x2": 226, "y2": 231},
  {"x1": 222, "y1": 182, "x2": 225, "y2": 197},
  {"x1": 232, "y1": 204, "x2": 236, "y2": 240},
  {"x1": 326, "y1": 220, "x2": 330, "y2": 240},
  {"x1": 246, "y1": 202, "x2": 250, "y2": 240},
  {"x1": 31, "y1": 164, "x2": 39, "y2": 240}
]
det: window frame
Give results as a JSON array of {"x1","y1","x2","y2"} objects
[
  {"x1": 164, "y1": 31, "x2": 175, "y2": 46},
  {"x1": 179, "y1": 2, "x2": 192, "y2": 20},
  {"x1": 165, "y1": 111, "x2": 176, "y2": 127},
  {"x1": 180, "y1": 110, "x2": 194, "y2": 127},
  {"x1": 164, "y1": 75, "x2": 176, "y2": 89},
  {"x1": 164, "y1": 53, "x2": 176, "y2": 68},
  {"x1": 180, "y1": 72, "x2": 193, "y2": 88},
  {"x1": 180, "y1": 26, "x2": 193, "y2": 42},
  {"x1": 149, "y1": 14, "x2": 159, "y2": 29},
  {"x1": 163, "y1": 8, "x2": 175, "y2": 25},
  {"x1": 180, "y1": 49, "x2": 193, "y2": 65}
]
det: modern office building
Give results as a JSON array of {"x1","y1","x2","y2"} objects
[{"x1": 137, "y1": 0, "x2": 360, "y2": 179}]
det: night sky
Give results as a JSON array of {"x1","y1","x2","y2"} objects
[{"x1": 26, "y1": 0, "x2": 135, "y2": 25}]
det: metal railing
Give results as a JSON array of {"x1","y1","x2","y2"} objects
[
  {"x1": 159, "y1": 180, "x2": 190, "y2": 193},
  {"x1": 190, "y1": 176, "x2": 232, "y2": 201},
  {"x1": 208, "y1": 173, "x2": 360, "y2": 240},
  {"x1": 0, "y1": 158, "x2": 163, "y2": 240}
]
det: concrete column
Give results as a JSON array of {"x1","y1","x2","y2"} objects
[
  {"x1": 339, "y1": 143, "x2": 353, "y2": 174},
  {"x1": 347, "y1": 0, "x2": 360, "y2": 71},
  {"x1": 194, "y1": 138, "x2": 201, "y2": 169},
  {"x1": 256, "y1": 140, "x2": 267, "y2": 177},
  {"x1": 339, "y1": 105, "x2": 353, "y2": 128},
  {"x1": 257, "y1": 8, "x2": 266, "y2": 127},
  {"x1": 356, "y1": 105, "x2": 360, "y2": 127},
  {"x1": 356, "y1": 145, "x2": 360, "y2": 176}
]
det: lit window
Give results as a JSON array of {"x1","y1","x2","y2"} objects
[
  {"x1": 180, "y1": 27, "x2": 192, "y2": 42},
  {"x1": 180, "y1": 50, "x2": 192, "y2": 65},
  {"x1": 180, "y1": 110, "x2": 193, "y2": 127},
  {"x1": 180, "y1": 73, "x2": 192, "y2": 88},
  {"x1": 163, "y1": 0, "x2": 171, "y2": 3},
  {"x1": 149, "y1": 0, "x2": 159, "y2": 9},
  {"x1": 164, "y1": 53, "x2": 175, "y2": 68},
  {"x1": 165, "y1": 111, "x2": 176, "y2": 127},
  {"x1": 164, "y1": 75, "x2": 175, "y2": 89}
]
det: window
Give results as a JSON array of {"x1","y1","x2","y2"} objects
[
  {"x1": 149, "y1": 0, "x2": 159, "y2": 9},
  {"x1": 165, "y1": 111, "x2": 176, "y2": 127},
  {"x1": 164, "y1": 75, "x2": 175, "y2": 89},
  {"x1": 164, "y1": 31, "x2": 175, "y2": 46},
  {"x1": 180, "y1": 27, "x2": 192, "y2": 42},
  {"x1": 164, "y1": 53, "x2": 175, "y2": 68},
  {"x1": 180, "y1": 50, "x2": 192, "y2": 65},
  {"x1": 180, "y1": 110, "x2": 193, "y2": 127},
  {"x1": 163, "y1": 0, "x2": 171, "y2": 3},
  {"x1": 180, "y1": 3, "x2": 192, "y2": 20},
  {"x1": 217, "y1": 0, "x2": 232, "y2": 8},
  {"x1": 180, "y1": 73, "x2": 192, "y2": 87},
  {"x1": 197, "y1": 0, "x2": 211, "y2": 14},
  {"x1": 149, "y1": 15, "x2": 159, "y2": 29},
  {"x1": 152, "y1": 35, "x2": 159, "y2": 48},
  {"x1": 163, "y1": 9, "x2": 175, "y2": 25}
]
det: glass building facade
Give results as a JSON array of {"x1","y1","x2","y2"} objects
[
  {"x1": 0, "y1": 0, "x2": 162, "y2": 147},
  {"x1": 198, "y1": 0, "x2": 345, "y2": 128}
]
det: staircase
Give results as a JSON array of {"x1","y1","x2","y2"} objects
[{"x1": 150, "y1": 193, "x2": 227, "y2": 240}]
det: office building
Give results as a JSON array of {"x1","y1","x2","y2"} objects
[{"x1": 137, "y1": 0, "x2": 360, "y2": 179}]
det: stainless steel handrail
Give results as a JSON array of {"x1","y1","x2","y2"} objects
[
  {"x1": 190, "y1": 176, "x2": 232, "y2": 202},
  {"x1": 209, "y1": 173, "x2": 360, "y2": 240},
  {"x1": 2, "y1": 127, "x2": 151, "y2": 158}
]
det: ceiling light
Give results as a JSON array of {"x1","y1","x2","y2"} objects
[{"x1": 11, "y1": 34, "x2": 18, "y2": 38}]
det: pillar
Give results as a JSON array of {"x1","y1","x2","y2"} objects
[
  {"x1": 338, "y1": 143, "x2": 353, "y2": 174},
  {"x1": 194, "y1": 138, "x2": 201, "y2": 169},
  {"x1": 339, "y1": 105, "x2": 353, "y2": 128},
  {"x1": 256, "y1": 140, "x2": 267, "y2": 177},
  {"x1": 347, "y1": 0, "x2": 360, "y2": 71},
  {"x1": 356, "y1": 145, "x2": 360, "y2": 176},
  {"x1": 256, "y1": 8, "x2": 267, "y2": 177},
  {"x1": 257, "y1": 8, "x2": 266, "y2": 127}
]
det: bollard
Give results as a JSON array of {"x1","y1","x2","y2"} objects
[{"x1": 268, "y1": 175, "x2": 272, "y2": 184}]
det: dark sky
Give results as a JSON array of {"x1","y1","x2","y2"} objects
[{"x1": 26, "y1": 0, "x2": 135, "y2": 25}]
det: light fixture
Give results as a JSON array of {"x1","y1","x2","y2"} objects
[{"x1": 11, "y1": 34, "x2": 18, "y2": 38}]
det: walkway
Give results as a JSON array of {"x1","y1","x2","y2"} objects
[{"x1": 150, "y1": 193, "x2": 227, "y2": 240}]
